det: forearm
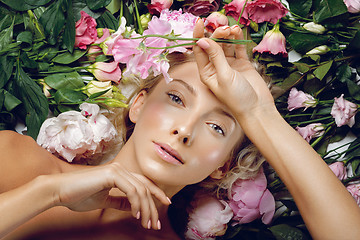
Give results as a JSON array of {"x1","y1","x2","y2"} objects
[
  {"x1": 239, "y1": 107, "x2": 360, "y2": 239},
  {"x1": 0, "y1": 175, "x2": 55, "y2": 238}
]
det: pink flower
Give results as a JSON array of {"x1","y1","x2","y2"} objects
[
  {"x1": 252, "y1": 23, "x2": 287, "y2": 57},
  {"x1": 147, "y1": 0, "x2": 173, "y2": 15},
  {"x1": 104, "y1": 17, "x2": 128, "y2": 55},
  {"x1": 329, "y1": 162, "x2": 347, "y2": 181},
  {"x1": 184, "y1": 0, "x2": 220, "y2": 16},
  {"x1": 343, "y1": 0, "x2": 360, "y2": 13},
  {"x1": 331, "y1": 94, "x2": 358, "y2": 127},
  {"x1": 228, "y1": 168, "x2": 275, "y2": 225},
  {"x1": 94, "y1": 28, "x2": 111, "y2": 44},
  {"x1": 295, "y1": 123, "x2": 324, "y2": 143},
  {"x1": 224, "y1": 0, "x2": 250, "y2": 26},
  {"x1": 185, "y1": 194, "x2": 233, "y2": 240},
  {"x1": 204, "y1": 11, "x2": 229, "y2": 33},
  {"x1": 74, "y1": 11, "x2": 98, "y2": 50},
  {"x1": 347, "y1": 184, "x2": 360, "y2": 206},
  {"x1": 247, "y1": 0, "x2": 288, "y2": 24},
  {"x1": 287, "y1": 87, "x2": 317, "y2": 111},
  {"x1": 87, "y1": 61, "x2": 122, "y2": 83},
  {"x1": 36, "y1": 103, "x2": 117, "y2": 162},
  {"x1": 87, "y1": 45, "x2": 103, "y2": 62}
]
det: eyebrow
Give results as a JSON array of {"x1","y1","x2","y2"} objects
[
  {"x1": 214, "y1": 107, "x2": 237, "y2": 125},
  {"x1": 172, "y1": 79, "x2": 197, "y2": 96}
]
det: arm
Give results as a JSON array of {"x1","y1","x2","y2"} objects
[{"x1": 193, "y1": 20, "x2": 360, "y2": 239}]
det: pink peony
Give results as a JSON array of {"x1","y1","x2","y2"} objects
[
  {"x1": 185, "y1": 194, "x2": 233, "y2": 240},
  {"x1": 331, "y1": 94, "x2": 358, "y2": 127},
  {"x1": 347, "y1": 184, "x2": 360, "y2": 206},
  {"x1": 252, "y1": 23, "x2": 287, "y2": 57},
  {"x1": 204, "y1": 11, "x2": 229, "y2": 33},
  {"x1": 246, "y1": 0, "x2": 288, "y2": 24},
  {"x1": 36, "y1": 103, "x2": 117, "y2": 162},
  {"x1": 295, "y1": 123, "x2": 324, "y2": 143},
  {"x1": 228, "y1": 168, "x2": 275, "y2": 225},
  {"x1": 224, "y1": 0, "x2": 250, "y2": 26},
  {"x1": 343, "y1": 0, "x2": 360, "y2": 13},
  {"x1": 147, "y1": 0, "x2": 173, "y2": 15},
  {"x1": 329, "y1": 162, "x2": 347, "y2": 181},
  {"x1": 74, "y1": 11, "x2": 98, "y2": 50},
  {"x1": 287, "y1": 87, "x2": 317, "y2": 111},
  {"x1": 184, "y1": 0, "x2": 220, "y2": 16},
  {"x1": 87, "y1": 61, "x2": 122, "y2": 83}
]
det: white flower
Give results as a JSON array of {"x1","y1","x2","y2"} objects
[
  {"x1": 306, "y1": 45, "x2": 330, "y2": 55},
  {"x1": 303, "y1": 22, "x2": 326, "y2": 34}
]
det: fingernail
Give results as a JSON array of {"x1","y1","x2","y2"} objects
[
  {"x1": 196, "y1": 17, "x2": 201, "y2": 23},
  {"x1": 197, "y1": 39, "x2": 210, "y2": 49},
  {"x1": 231, "y1": 25, "x2": 240, "y2": 29},
  {"x1": 136, "y1": 211, "x2": 140, "y2": 220},
  {"x1": 167, "y1": 197, "x2": 172, "y2": 204},
  {"x1": 221, "y1": 26, "x2": 230, "y2": 30},
  {"x1": 157, "y1": 220, "x2": 161, "y2": 230},
  {"x1": 147, "y1": 220, "x2": 151, "y2": 229}
]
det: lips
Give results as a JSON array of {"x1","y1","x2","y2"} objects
[{"x1": 153, "y1": 142, "x2": 184, "y2": 165}]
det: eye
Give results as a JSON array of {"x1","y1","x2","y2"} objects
[
  {"x1": 208, "y1": 123, "x2": 225, "y2": 136},
  {"x1": 167, "y1": 93, "x2": 184, "y2": 106}
]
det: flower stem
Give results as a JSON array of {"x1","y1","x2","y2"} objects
[
  {"x1": 133, "y1": 0, "x2": 143, "y2": 35},
  {"x1": 310, "y1": 125, "x2": 332, "y2": 148},
  {"x1": 237, "y1": 0, "x2": 248, "y2": 26}
]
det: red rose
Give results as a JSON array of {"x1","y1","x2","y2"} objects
[
  {"x1": 247, "y1": 0, "x2": 288, "y2": 24},
  {"x1": 184, "y1": 0, "x2": 220, "y2": 16}
]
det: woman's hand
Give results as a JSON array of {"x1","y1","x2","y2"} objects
[
  {"x1": 52, "y1": 163, "x2": 170, "y2": 230},
  {"x1": 192, "y1": 19, "x2": 275, "y2": 122}
]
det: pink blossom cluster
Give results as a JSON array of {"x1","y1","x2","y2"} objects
[
  {"x1": 228, "y1": 168, "x2": 275, "y2": 225},
  {"x1": 296, "y1": 123, "x2": 325, "y2": 143},
  {"x1": 224, "y1": 0, "x2": 288, "y2": 26},
  {"x1": 287, "y1": 88, "x2": 317, "y2": 111},
  {"x1": 36, "y1": 103, "x2": 117, "y2": 162},
  {"x1": 185, "y1": 194, "x2": 233, "y2": 240},
  {"x1": 331, "y1": 94, "x2": 358, "y2": 127}
]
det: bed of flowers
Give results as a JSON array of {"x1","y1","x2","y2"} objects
[{"x1": 0, "y1": 0, "x2": 359, "y2": 239}]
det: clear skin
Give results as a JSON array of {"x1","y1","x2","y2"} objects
[{"x1": 1, "y1": 19, "x2": 360, "y2": 240}]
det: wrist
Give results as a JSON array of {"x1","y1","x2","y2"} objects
[{"x1": 31, "y1": 175, "x2": 58, "y2": 210}]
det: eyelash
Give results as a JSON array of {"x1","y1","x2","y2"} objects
[
  {"x1": 208, "y1": 123, "x2": 226, "y2": 136},
  {"x1": 167, "y1": 92, "x2": 184, "y2": 106}
]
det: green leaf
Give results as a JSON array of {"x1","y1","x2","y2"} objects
[
  {"x1": 86, "y1": 0, "x2": 112, "y2": 10},
  {"x1": 52, "y1": 50, "x2": 86, "y2": 64},
  {"x1": 346, "y1": 80, "x2": 360, "y2": 101},
  {"x1": 96, "y1": 10, "x2": 118, "y2": 30},
  {"x1": 281, "y1": 72, "x2": 303, "y2": 90},
  {"x1": 347, "y1": 30, "x2": 360, "y2": 51},
  {"x1": 20, "y1": 51, "x2": 38, "y2": 69},
  {"x1": 314, "y1": 0, "x2": 348, "y2": 23},
  {"x1": 313, "y1": 60, "x2": 333, "y2": 80},
  {"x1": 351, "y1": 159, "x2": 360, "y2": 175},
  {"x1": 336, "y1": 63, "x2": 352, "y2": 83},
  {"x1": 54, "y1": 88, "x2": 86, "y2": 104},
  {"x1": 287, "y1": 0, "x2": 313, "y2": 18},
  {"x1": 0, "y1": 0, "x2": 34, "y2": 11},
  {"x1": 16, "y1": 31, "x2": 33, "y2": 46},
  {"x1": 13, "y1": 62, "x2": 48, "y2": 139},
  {"x1": 0, "y1": 16, "x2": 14, "y2": 51},
  {"x1": 39, "y1": 0, "x2": 66, "y2": 45},
  {"x1": 63, "y1": 0, "x2": 75, "y2": 53},
  {"x1": 95, "y1": 54, "x2": 109, "y2": 62},
  {"x1": 287, "y1": 32, "x2": 329, "y2": 54},
  {"x1": 0, "y1": 54, "x2": 15, "y2": 88},
  {"x1": 89, "y1": 89, "x2": 111, "y2": 99},
  {"x1": 293, "y1": 62, "x2": 310, "y2": 74},
  {"x1": 346, "y1": 138, "x2": 360, "y2": 159},
  {"x1": 3, "y1": 90, "x2": 22, "y2": 111},
  {"x1": 24, "y1": 0, "x2": 52, "y2": 6},
  {"x1": 269, "y1": 224, "x2": 309, "y2": 240},
  {"x1": 44, "y1": 71, "x2": 85, "y2": 90}
]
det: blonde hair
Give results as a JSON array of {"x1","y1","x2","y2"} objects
[{"x1": 113, "y1": 52, "x2": 270, "y2": 199}]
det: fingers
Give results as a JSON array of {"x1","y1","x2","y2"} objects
[
  {"x1": 193, "y1": 18, "x2": 204, "y2": 39},
  {"x1": 233, "y1": 25, "x2": 249, "y2": 61}
]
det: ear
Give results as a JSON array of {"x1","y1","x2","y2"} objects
[
  {"x1": 129, "y1": 90, "x2": 147, "y2": 123},
  {"x1": 210, "y1": 161, "x2": 230, "y2": 180}
]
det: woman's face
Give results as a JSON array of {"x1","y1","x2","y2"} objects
[{"x1": 128, "y1": 61, "x2": 243, "y2": 188}]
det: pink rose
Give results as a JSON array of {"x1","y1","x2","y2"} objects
[
  {"x1": 74, "y1": 11, "x2": 98, "y2": 50},
  {"x1": 184, "y1": 0, "x2": 220, "y2": 16},
  {"x1": 147, "y1": 0, "x2": 173, "y2": 15},
  {"x1": 228, "y1": 168, "x2": 275, "y2": 225},
  {"x1": 331, "y1": 94, "x2": 358, "y2": 127},
  {"x1": 36, "y1": 103, "x2": 117, "y2": 162},
  {"x1": 347, "y1": 184, "x2": 360, "y2": 206},
  {"x1": 295, "y1": 123, "x2": 324, "y2": 143},
  {"x1": 204, "y1": 11, "x2": 229, "y2": 33},
  {"x1": 224, "y1": 0, "x2": 250, "y2": 26},
  {"x1": 247, "y1": 0, "x2": 288, "y2": 24},
  {"x1": 343, "y1": 0, "x2": 360, "y2": 13},
  {"x1": 252, "y1": 23, "x2": 287, "y2": 57},
  {"x1": 87, "y1": 61, "x2": 122, "y2": 83},
  {"x1": 287, "y1": 87, "x2": 317, "y2": 111},
  {"x1": 185, "y1": 194, "x2": 233, "y2": 240},
  {"x1": 329, "y1": 162, "x2": 347, "y2": 181}
]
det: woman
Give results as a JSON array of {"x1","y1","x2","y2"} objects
[{"x1": 1, "y1": 20, "x2": 360, "y2": 240}]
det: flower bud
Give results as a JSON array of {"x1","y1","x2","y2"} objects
[
  {"x1": 103, "y1": 98, "x2": 128, "y2": 108},
  {"x1": 306, "y1": 45, "x2": 330, "y2": 55},
  {"x1": 140, "y1": 13, "x2": 151, "y2": 30},
  {"x1": 303, "y1": 22, "x2": 326, "y2": 34},
  {"x1": 39, "y1": 79, "x2": 52, "y2": 98},
  {"x1": 204, "y1": 11, "x2": 228, "y2": 33},
  {"x1": 84, "y1": 81, "x2": 113, "y2": 98}
]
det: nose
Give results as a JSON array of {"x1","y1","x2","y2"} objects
[{"x1": 171, "y1": 124, "x2": 195, "y2": 146}]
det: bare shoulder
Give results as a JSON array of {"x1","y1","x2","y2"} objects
[{"x1": 0, "y1": 130, "x2": 63, "y2": 192}]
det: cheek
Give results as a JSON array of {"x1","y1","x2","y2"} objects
[{"x1": 192, "y1": 140, "x2": 230, "y2": 168}]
